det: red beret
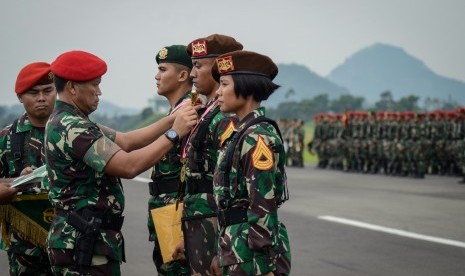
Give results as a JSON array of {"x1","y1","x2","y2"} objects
[
  {"x1": 187, "y1": 34, "x2": 243, "y2": 59},
  {"x1": 15, "y1": 62, "x2": 53, "y2": 94},
  {"x1": 51, "y1": 50, "x2": 107, "y2": 81},
  {"x1": 212, "y1": 50, "x2": 278, "y2": 81}
]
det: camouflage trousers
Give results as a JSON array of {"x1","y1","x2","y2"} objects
[
  {"x1": 182, "y1": 215, "x2": 218, "y2": 275},
  {"x1": 221, "y1": 251, "x2": 291, "y2": 276},
  {"x1": 48, "y1": 248, "x2": 120, "y2": 276},
  {"x1": 7, "y1": 231, "x2": 52, "y2": 276}
]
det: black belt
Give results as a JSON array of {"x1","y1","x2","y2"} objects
[
  {"x1": 148, "y1": 178, "x2": 181, "y2": 196},
  {"x1": 57, "y1": 209, "x2": 124, "y2": 232},
  {"x1": 217, "y1": 206, "x2": 248, "y2": 227},
  {"x1": 186, "y1": 178, "x2": 213, "y2": 194}
]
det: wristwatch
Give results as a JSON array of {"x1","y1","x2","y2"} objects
[{"x1": 164, "y1": 129, "x2": 179, "y2": 144}]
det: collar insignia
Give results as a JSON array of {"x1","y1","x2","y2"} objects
[
  {"x1": 252, "y1": 135, "x2": 274, "y2": 170},
  {"x1": 191, "y1": 40, "x2": 207, "y2": 57},
  {"x1": 217, "y1": 56, "x2": 235, "y2": 74}
]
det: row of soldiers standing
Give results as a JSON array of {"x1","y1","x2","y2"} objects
[
  {"x1": 310, "y1": 108, "x2": 465, "y2": 181},
  {"x1": 277, "y1": 119, "x2": 305, "y2": 167}
]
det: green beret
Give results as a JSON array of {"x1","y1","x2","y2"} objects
[{"x1": 156, "y1": 45, "x2": 192, "y2": 69}]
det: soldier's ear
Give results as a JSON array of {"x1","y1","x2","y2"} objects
[
  {"x1": 17, "y1": 94, "x2": 23, "y2": 103},
  {"x1": 67, "y1": 81, "x2": 76, "y2": 95}
]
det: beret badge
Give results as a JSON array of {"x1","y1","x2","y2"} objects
[
  {"x1": 158, "y1": 48, "x2": 168, "y2": 59},
  {"x1": 217, "y1": 56, "x2": 234, "y2": 74},
  {"x1": 192, "y1": 40, "x2": 207, "y2": 57},
  {"x1": 48, "y1": 71, "x2": 54, "y2": 80}
]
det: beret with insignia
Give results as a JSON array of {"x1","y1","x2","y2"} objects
[
  {"x1": 187, "y1": 34, "x2": 243, "y2": 59},
  {"x1": 212, "y1": 50, "x2": 278, "y2": 82},
  {"x1": 156, "y1": 45, "x2": 192, "y2": 69},
  {"x1": 51, "y1": 50, "x2": 107, "y2": 81},
  {"x1": 15, "y1": 62, "x2": 53, "y2": 94}
]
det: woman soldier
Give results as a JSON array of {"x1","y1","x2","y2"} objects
[{"x1": 210, "y1": 50, "x2": 291, "y2": 276}]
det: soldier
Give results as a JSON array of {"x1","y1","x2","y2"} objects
[
  {"x1": 0, "y1": 62, "x2": 56, "y2": 275},
  {"x1": 211, "y1": 50, "x2": 291, "y2": 275},
  {"x1": 146, "y1": 45, "x2": 193, "y2": 275},
  {"x1": 45, "y1": 50, "x2": 198, "y2": 275},
  {"x1": 171, "y1": 34, "x2": 243, "y2": 275}
]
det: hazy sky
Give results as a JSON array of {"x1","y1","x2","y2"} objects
[{"x1": 1, "y1": 0, "x2": 464, "y2": 109}]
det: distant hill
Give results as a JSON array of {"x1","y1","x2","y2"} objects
[
  {"x1": 93, "y1": 100, "x2": 140, "y2": 117},
  {"x1": 1, "y1": 100, "x2": 140, "y2": 117},
  {"x1": 265, "y1": 64, "x2": 350, "y2": 107},
  {"x1": 327, "y1": 43, "x2": 465, "y2": 104}
]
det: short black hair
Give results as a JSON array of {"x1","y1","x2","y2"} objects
[
  {"x1": 54, "y1": 75, "x2": 68, "y2": 93},
  {"x1": 231, "y1": 74, "x2": 280, "y2": 102}
]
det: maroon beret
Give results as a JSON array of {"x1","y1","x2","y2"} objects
[
  {"x1": 212, "y1": 50, "x2": 278, "y2": 81},
  {"x1": 15, "y1": 62, "x2": 53, "y2": 94},
  {"x1": 187, "y1": 34, "x2": 243, "y2": 59},
  {"x1": 51, "y1": 50, "x2": 107, "y2": 81}
]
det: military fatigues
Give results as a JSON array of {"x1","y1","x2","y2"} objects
[
  {"x1": 45, "y1": 100, "x2": 124, "y2": 275},
  {"x1": 0, "y1": 113, "x2": 53, "y2": 275},
  {"x1": 214, "y1": 108, "x2": 291, "y2": 276},
  {"x1": 147, "y1": 94, "x2": 190, "y2": 276},
  {"x1": 182, "y1": 99, "x2": 225, "y2": 275}
]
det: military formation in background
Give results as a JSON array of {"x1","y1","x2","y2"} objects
[
  {"x1": 278, "y1": 118, "x2": 305, "y2": 167},
  {"x1": 309, "y1": 108, "x2": 465, "y2": 183}
]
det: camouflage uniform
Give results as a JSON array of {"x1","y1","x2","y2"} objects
[
  {"x1": 45, "y1": 100, "x2": 124, "y2": 275},
  {"x1": 182, "y1": 99, "x2": 226, "y2": 275},
  {"x1": 214, "y1": 108, "x2": 291, "y2": 275},
  {"x1": 0, "y1": 113, "x2": 53, "y2": 275},
  {"x1": 147, "y1": 94, "x2": 190, "y2": 276}
]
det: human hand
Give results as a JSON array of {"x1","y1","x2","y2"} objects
[
  {"x1": 172, "y1": 105, "x2": 198, "y2": 138},
  {"x1": 0, "y1": 183, "x2": 18, "y2": 204},
  {"x1": 258, "y1": 272, "x2": 275, "y2": 276},
  {"x1": 171, "y1": 240, "x2": 185, "y2": 261},
  {"x1": 210, "y1": 255, "x2": 221, "y2": 276},
  {"x1": 20, "y1": 166, "x2": 33, "y2": 176}
]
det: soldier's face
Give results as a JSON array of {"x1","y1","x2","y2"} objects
[
  {"x1": 190, "y1": 58, "x2": 217, "y2": 97},
  {"x1": 155, "y1": 63, "x2": 182, "y2": 98},
  {"x1": 217, "y1": 75, "x2": 248, "y2": 119},
  {"x1": 18, "y1": 83, "x2": 56, "y2": 121},
  {"x1": 71, "y1": 77, "x2": 102, "y2": 115}
]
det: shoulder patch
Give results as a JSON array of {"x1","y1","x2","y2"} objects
[
  {"x1": 220, "y1": 120, "x2": 236, "y2": 146},
  {"x1": 252, "y1": 134, "x2": 274, "y2": 170}
]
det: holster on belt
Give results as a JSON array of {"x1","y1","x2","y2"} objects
[{"x1": 66, "y1": 208, "x2": 125, "y2": 267}]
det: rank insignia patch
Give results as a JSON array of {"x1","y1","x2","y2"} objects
[
  {"x1": 220, "y1": 120, "x2": 236, "y2": 146},
  {"x1": 192, "y1": 40, "x2": 207, "y2": 57},
  {"x1": 252, "y1": 135, "x2": 274, "y2": 170},
  {"x1": 217, "y1": 56, "x2": 235, "y2": 74},
  {"x1": 159, "y1": 48, "x2": 168, "y2": 59}
]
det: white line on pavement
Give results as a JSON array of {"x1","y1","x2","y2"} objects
[
  {"x1": 132, "y1": 176, "x2": 151, "y2": 183},
  {"x1": 318, "y1": 215, "x2": 465, "y2": 249}
]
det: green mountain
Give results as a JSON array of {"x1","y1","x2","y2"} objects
[
  {"x1": 265, "y1": 63, "x2": 350, "y2": 107},
  {"x1": 327, "y1": 43, "x2": 465, "y2": 105}
]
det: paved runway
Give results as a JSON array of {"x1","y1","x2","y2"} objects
[{"x1": 1, "y1": 166, "x2": 465, "y2": 275}]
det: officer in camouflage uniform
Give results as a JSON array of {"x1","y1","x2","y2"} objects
[
  {"x1": 212, "y1": 50, "x2": 291, "y2": 275},
  {"x1": 45, "y1": 50, "x2": 197, "y2": 275},
  {"x1": 146, "y1": 45, "x2": 193, "y2": 275},
  {"x1": 172, "y1": 34, "x2": 243, "y2": 275},
  {"x1": 0, "y1": 62, "x2": 56, "y2": 275}
]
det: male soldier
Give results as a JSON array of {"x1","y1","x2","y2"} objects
[
  {"x1": 146, "y1": 45, "x2": 193, "y2": 275},
  {"x1": 45, "y1": 50, "x2": 198, "y2": 275},
  {"x1": 0, "y1": 62, "x2": 56, "y2": 275},
  {"x1": 172, "y1": 34, "x2": 243, "y2": 275}
]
